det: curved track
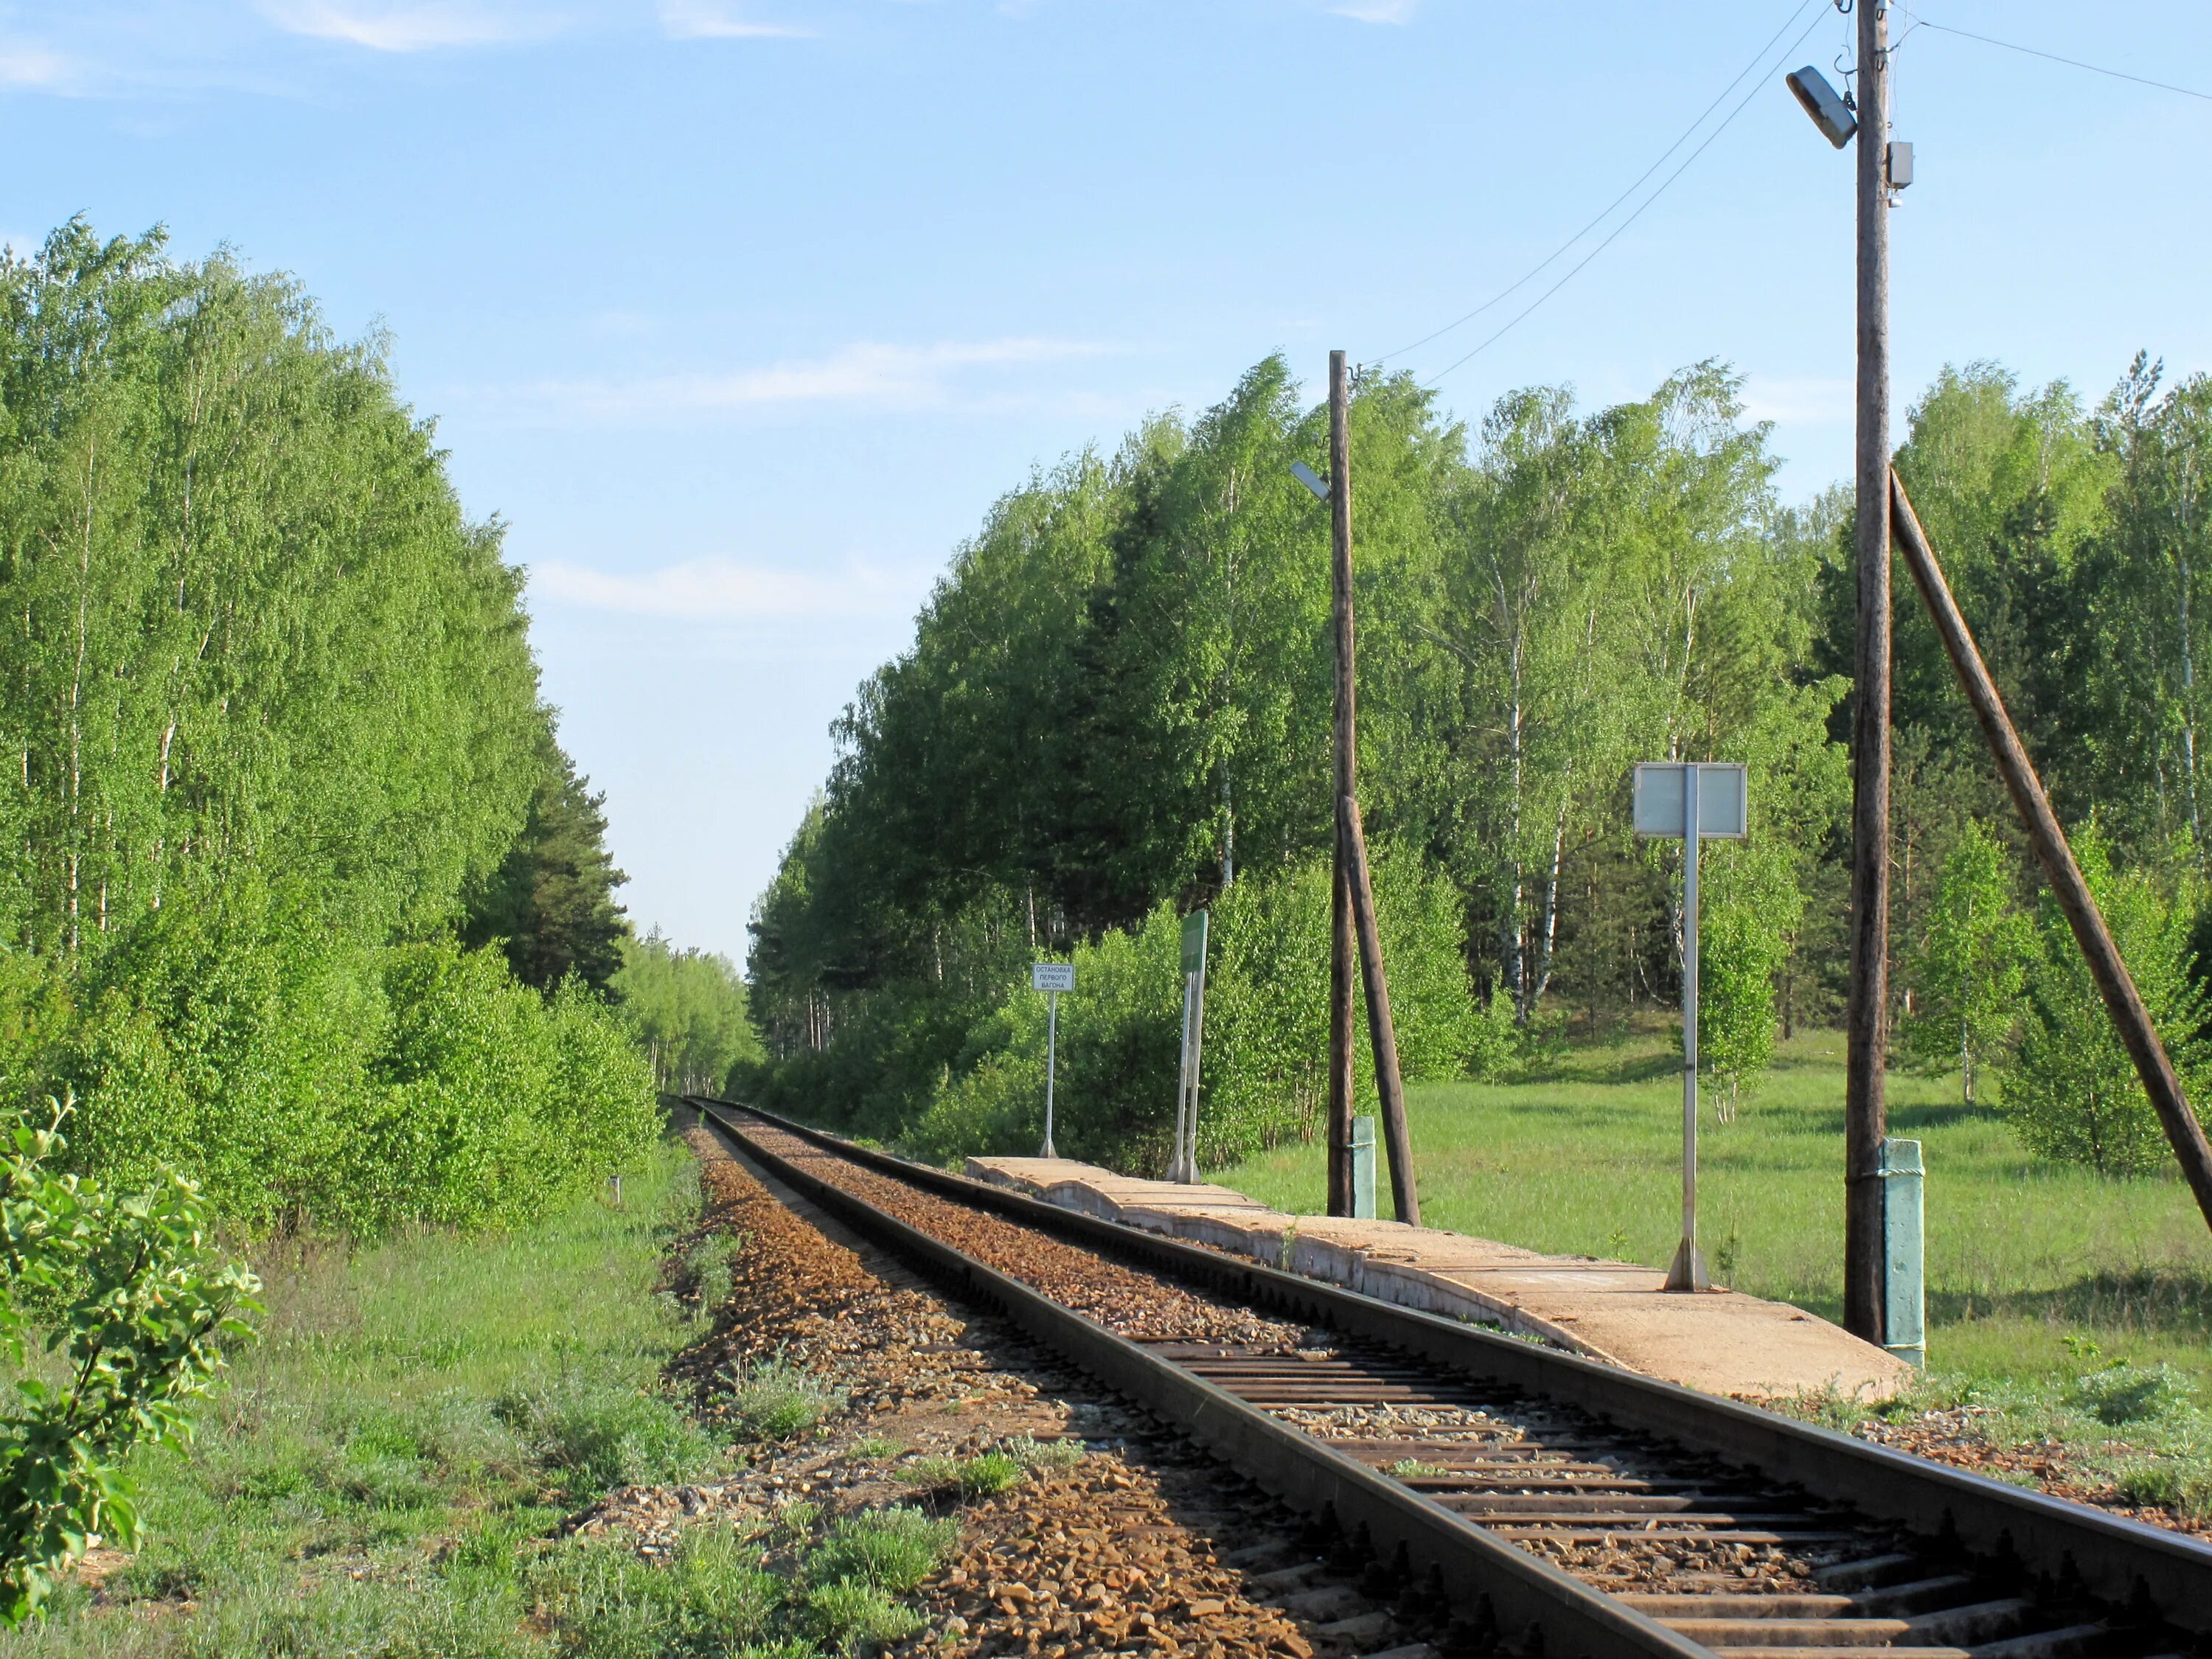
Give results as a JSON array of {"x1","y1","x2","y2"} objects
[{"x1": 689, "y1": 1098, "x2": 2211, "y2": 1659}]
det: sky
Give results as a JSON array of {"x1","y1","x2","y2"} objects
[{"x1": 7, "y1": 0, "x2": 2210, "y2": 964}]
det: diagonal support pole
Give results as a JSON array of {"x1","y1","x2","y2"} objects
[{"x1": 1890, "y1": 470, "x2": 2212, "y2": 1234}]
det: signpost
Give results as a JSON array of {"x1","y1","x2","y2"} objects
[
  {"x1": 1632, "y1": 762, "x2": 1747, "y2": 1293},
  {"x1": 1032, "y1": 961, "x2": 1075, "y2": 1159},
  {"x1": 1168, "y1": 912, "x2": 1210, "y2": 1183}
]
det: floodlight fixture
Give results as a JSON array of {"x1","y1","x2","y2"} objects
[
  {"x1": 1786, "y1": 64, "x2": 1858, "y2": 148},
  {"x1": 1290, "y1": 461, "x2": 1330, "y2": 502}
]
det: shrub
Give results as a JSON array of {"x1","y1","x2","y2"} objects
[
  {"x1": 906, "y1": 847, "x2": 1481, "y2": 1175},
  {"x1": 2003, "y1": 827, "x2": 2208, "y2": 1175},
  {"x1": 0, "y1": 1105, "x2": 260, "y2": 1624},
  {"x1": 52, "y1": 888, "x2": 659, "y2": 1237}
]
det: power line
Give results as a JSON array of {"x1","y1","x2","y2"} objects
[
  {"x1": 1914, "y1": 19, "x2": 2212, "y2": 105},
  {"x1": 1423, "y1": 4, "x2": 1834, "y2": 386},
  {"x1": 1383, "y1": 0, "x2": 1824, "y2": 364}
]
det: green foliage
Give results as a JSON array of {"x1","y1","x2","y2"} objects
[
  {"x1": 1694, "y1": 841, "x2": 1803, "y2": 1106},
  {"x1": 0, "y1": 1105, "x2": 259, "y2": 1624},
  {"x1": 801, "y1": 1507, "x2": 955, "y2": 1596},
  {"x1": 2003, "y1": 827, "x2": 2208, "y2": 1175},
  {"x1": 613, "y1": 931, "x2": 762, "y2": 1096},
  {"x1": 1902, "y1": 820, "x2": 2032, "y2": 1104},
  {"x1": 462, "y1": 737, "x2": 631, "y2": 997},
  {"x1": 492, "y1": 1377, "x2": 717, "y2": 1495},
  {"x1": 898, "y1": 1451, "x2": 1022, "y2": 1496},
  {"x1": 0, "y1": 220, "x2": 654, "y2": 1237}
]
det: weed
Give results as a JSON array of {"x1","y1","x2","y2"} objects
[
  {"x1": 846, "y1": 1437, "x2": 902, "y2": 1462},
  {"x1": 951, "y1": 1453, "x2": 1023, "y2": 1496},
  {"x1": 723, "y1": 1359, "x2": 846, "y2": 1441},
  {"x1": 2071, "y1": 1363, "x2": 2190, "y2": 1427},
  {"x1": 2115, "y1": 1458, "x2": 2212, "y2": 1520},
  {"x1": 999, "y1": 1434, "x2": 1082, "y2": 1472},
  {"x1": 1385, "y1": 1458, "x2": 1447, "y2": 1479},
  {"x1": 496, "y1": 1375, "x2": 719, "y2": 1494},
  {"x1": 1714, "y1": 1222, "x2": 1742, "y2": 1284},
  {"x1": 529, "y1": 1527, "x2": 784, "y2": 1658},
  {"x1": 801, "y1": 1580, "x2": 921, "y2": 1651},
  {"x1": 804, "y1": 1506, "x2": 956, "y2": 1595},
  {"x1": 770, "y1": 1500, "x2": 822, "y2": 1543}
]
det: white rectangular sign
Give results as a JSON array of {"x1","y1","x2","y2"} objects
[
  {"x1": 1032, "y1": 962, "x2": 1075, "y2": 992},
  {"x1": 1632, "y1": 762, "x2": 1748, "y2": 839}
]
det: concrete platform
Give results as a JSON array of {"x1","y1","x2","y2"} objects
[{"x1": 965, "y1": 1155, "x2": 1909, "y2": 1402}]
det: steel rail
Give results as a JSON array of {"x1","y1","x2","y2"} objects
[
  {"x1": 690, "y1": 1098, "x2": 1716, "y2": 1659},
  {"x1": 688, "y1": 1096, "x2": 2212, "y2": 1644}
]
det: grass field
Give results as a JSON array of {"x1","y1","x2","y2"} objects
[
  {"x1": 4, "y1": 1145, "x2": 722, "y2": 1658},
  {"x1": 1222, "y1": 1025, "x2": 2212, "y2": 1393}
]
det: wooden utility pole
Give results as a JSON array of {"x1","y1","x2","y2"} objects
[
  {"x1": 1324, "y1": 350, "x2": 1420, "y2": 1226},
  {"x1": 1328, "y1": 351, "x2": 1357, "y2": 1219},
  {"x1": 1891, "y1": 474, "x2": 2212, "y2": 1233},
  {"x1": 1843, "y1": 0, "x2": 1893, "y2": 1347}
]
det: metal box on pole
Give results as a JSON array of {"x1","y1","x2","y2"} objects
[
  {"x1": 1879, "y1": 1136, "x2": 1926, "y2": 1366},
  {"x1": 1350, "y1": 1115, "x2": 1377, "y2": 1221}
]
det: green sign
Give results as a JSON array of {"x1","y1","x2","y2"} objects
[{"x1": 1180, "y1": 910, "x2": 1209, "y2": 976}]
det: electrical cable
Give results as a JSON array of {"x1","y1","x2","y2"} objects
[
  {"x1": 1422, "y1": 3, "x2": 1834, "y2": 386},
  {"x1": 1914, "y1": 19, "x2": 2212, "y2": 105},
  {"x1": 1382, "y1": 0, "x2": 1824, "y2": 363}
]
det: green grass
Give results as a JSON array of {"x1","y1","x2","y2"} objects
[
  {"x1": 0, "y1": 1145, "x2": 726, "y2": 1658},
  {"x1": 1222, "y1": 1025, "x2": 2212, "y2": 1392},
  {"x1": 4, "y1": 1140, "x2": 990, "y2": 1657}
]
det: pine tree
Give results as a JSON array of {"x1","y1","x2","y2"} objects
[{"x1": 463, "y1": 734, "x2": 630, "y2": 994}]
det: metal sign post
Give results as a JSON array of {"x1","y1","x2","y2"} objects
[
  {"x1": 1169, "y1": 912, "x2": 1210, "y2": 1183},
  {"x1": 1632, "y1": 762, "x2": 1747, "y2": 1294},
  {"x1": 1032, "y1": 961, "x2": 1075, "y2": 1159}
]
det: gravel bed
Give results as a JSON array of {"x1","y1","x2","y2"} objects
[
  {"x1": 719, "y1": 1119, "x2": 1910, "y2": 1603},
  {"x1": 740, "y1": 1121, "x2": 1307, "y2": 1349},
  {"x1": 587, "y1": 1126, "x2": 1444, "y2": 1659},
  {"x1": 1767, "y1": 1399, "x2": 2211, "y2": 1540}
]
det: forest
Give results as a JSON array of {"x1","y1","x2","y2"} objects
[
  {"x1": 745, "y1": 348, "x2": 2212, "y2": 1180},
  {"x1": 0, "y1": 221, "x2": 672, "y2": 1234}
]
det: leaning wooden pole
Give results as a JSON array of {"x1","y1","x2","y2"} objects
[
  {"x1": 1342, "y1": 796, "x2": 1419, "y2": 1225},
  {"x1": 1891, "y1": 470, "x2": 2212, "y2": 1234},
  {"x1": 1327, "y1": 351, "x2": 1357, "y2": 1219}
]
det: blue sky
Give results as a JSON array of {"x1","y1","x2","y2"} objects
[{"x1": 8, "y1": 0, "x2": 2209, "y2": 963}]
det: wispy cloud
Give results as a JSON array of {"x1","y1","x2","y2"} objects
[
  {"x1": 529, "y1": 555, "x2": 918, "y2": 621},
  {"x1": 1743, "y1": 375, "x2": 1852, "y2": 426},
  {"x1": 0, "y1": 40, "x2": 72, "y2": 86},
  {"x1": 1332, "y1": 0, "x2": 1416, "y2": 21},
  {"x1": 658, "y1": 0, "x2": 813, "y2": 39},
  {"x1": 258, "y1": 0, "x2": 568, "y2": 52},
  {"x1": 480, "y1": 337, "x2": 1109, "y2": 424}
]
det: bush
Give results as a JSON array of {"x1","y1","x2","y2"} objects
[
  {"x1": 0, "y1": 1105, "x2": 260, "y2": 1623},
  {"x1": 2003, "y1": 827, "x2": 2208, "y2": 1175},
  {"x1": 1694, "y1": 843, "x2": 1802, "y2": 1111},
  {"x1": 900, "y1": 848, "x2": 1480, "y2": 1174}
]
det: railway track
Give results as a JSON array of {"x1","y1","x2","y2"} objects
[{"x1": 689, "y1": 1098, "x2": 2212, "y2": 1659}]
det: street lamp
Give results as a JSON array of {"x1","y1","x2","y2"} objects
[
  {"x1": 1785, "y1": 65, "x2": 1857, "y2": 147},
  {"x1": 1783, "y1": 15, "x2": 1906, "y2": 1351}
]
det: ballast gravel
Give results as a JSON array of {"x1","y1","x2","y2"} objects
[{"x1": 599, "y1": 1124, "x2": 1444, "y2": 1659}]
